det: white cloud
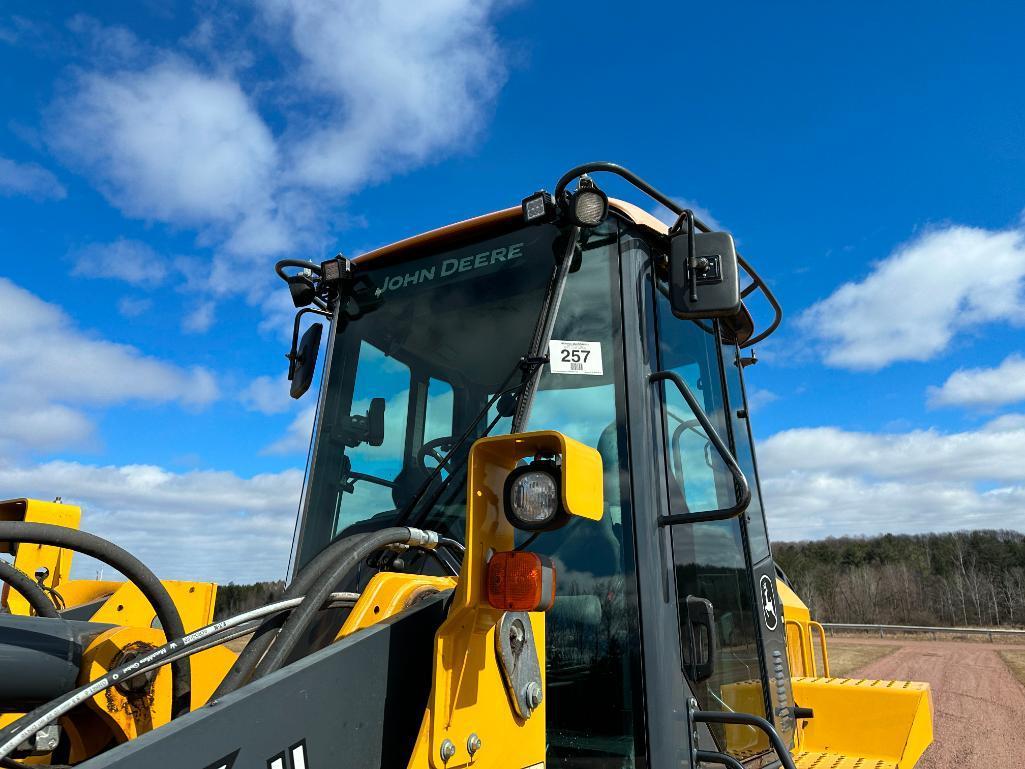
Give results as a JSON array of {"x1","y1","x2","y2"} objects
[
  {"x1": 800, "y1": 224, "x2": 1025, "y2": 370},
  {"x1": 117, "y1": 296, "x2": 153, "y2": 318},
  {"x1": 181, "y1": 300, "x2": 217, "y2": 334},
  {"x1": 262, "y1": 0, "x2": 507, "y2": 190},
  {"x1": 0, "y1": 459, "x2": 303, "y2": 582},
  {"x1": 241, "y1": 375, "x2": 294, "y2": 415},
  {"x1": 927, "y1": 353, "x2": 1025, "y2": 409},
  {"x1": 263, "y1": 405, "x2": 317, "y2": 455},
  {"x1": 50, "y1": 57, "x2": 288, "y2": 257},
  {"x1": 72, "y1": 238, "x2": 168, "y2": 286},
  {"x1": 745, "y1": 387, "x2": 779, "y2": 411},
  {"x1": 759, "y1": 415, "x2": 1025, "y2": 541},
  {"x1": 0, "y1": 155, "x2": 66, "y2": 200},
  {"x1": 0, "y1": 278, "x2": 219, "y2": 451}
]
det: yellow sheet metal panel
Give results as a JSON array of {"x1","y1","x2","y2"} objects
[
  {"x1": 88, "y1": 580, "x2": 217, "y2": 633},
  {"x1": 794, "y1": 751, "x2": 897, "y2": 769},
  {"x1": 338, "y1": 573, "x2": 456, "y2": 637},
  {"x1": 791, "y1": 677, "x2": 933, "y2": 768},
  {"x1": 0, "y1": 498, "x2": 81, "y2": 616}
]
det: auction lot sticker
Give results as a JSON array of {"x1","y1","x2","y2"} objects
[{"x1": 548, "y1": 340, "x2": 603, "y2": 376}]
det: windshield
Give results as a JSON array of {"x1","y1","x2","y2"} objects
[{"x1": 291, "y1": 220, "x2": 564, "y2": 569}]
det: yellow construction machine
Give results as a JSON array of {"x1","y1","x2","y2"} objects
[{"x1": 0, "y1": 162, "x2": 932, "y2": 769}]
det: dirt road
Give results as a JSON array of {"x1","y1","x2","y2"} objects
[{"x1": 846, "y1": 637, "x2": 1025, "y2": 767}]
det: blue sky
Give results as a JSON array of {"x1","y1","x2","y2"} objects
[{"x1": 1, "y1": 1, "x2": 1024, "y2": 581}]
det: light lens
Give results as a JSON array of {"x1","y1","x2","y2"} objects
[
  {"x1": 524, "y1": 196, "x2": 547, "y2": 221},
  {"x1": 486, "y1": 551, "x2": 556, "y2": 611},
  {"x1": 508, "y1": 469, "x2": 559, "y2": 526},
  {"x1": 571, "y1": 189, "x2": 608, "y2": 227}
]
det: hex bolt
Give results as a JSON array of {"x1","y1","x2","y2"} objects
[
  {"x1": 466, "y1": 733, "x2": 482, "y2": 756},
  {"x1": 439, "y1": 738, "x2": 456, "y2": 764},
  {"x1": 524, "y1": 681, "x2": 543, "y2": 711}
]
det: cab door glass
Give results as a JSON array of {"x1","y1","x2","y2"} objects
[
  {"x1": 722, "y1": 342, "x2": 770, "y2": 564},
  {"x1": 654, "y1": 281, "x2": 769, "y2": 759}
]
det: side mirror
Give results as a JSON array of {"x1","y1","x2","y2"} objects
[
  {"x1": 288, "y1": 322, "x2": 323, "y2": 399},
  {"x1": 337, "y1": 397, "x2": 386, "y2": 447},
  {"x1": 366, "y1": 397, "x2": 385, "y2": 446},
  {"x1": 669, "y1": 221, "x2": 741, "y2": 319}
]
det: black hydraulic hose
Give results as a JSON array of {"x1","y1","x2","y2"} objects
[
  {"x1": 0, "y1": 560, "x2": 59, "y2": 618},
  {"x1": 211, "y1": 532, "x2": 369, "y2": 699},
  {"x1": 252, "y1": 528, "x2": 415, "y2": 679},
  {"x1": 0, "y1": 522, "x2": 190, "y2": 718}
]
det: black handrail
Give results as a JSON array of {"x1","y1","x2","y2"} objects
[
  {"x1": 695, "y1": 749, "x2": 746, "y2": 769},
  {"x1": 691, "y1": 711, "x2": 798, "y2": 769},
  {"x1": 554, "y1": 162, "x2": 782, "y2": 348},
  {"x1": 649, "y1": 371, "x2": 751, "y2": 525}
]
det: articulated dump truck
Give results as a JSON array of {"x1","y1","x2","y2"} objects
[{"x1": 0, "y1": 163, "x2": 932, "y2": 769}]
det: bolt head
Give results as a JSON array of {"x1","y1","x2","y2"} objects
[
  {"x1": 524, "y1": 681, "x2": 543, "y2": 710},
  {"x1": 466, "y1": 733, "x2": 482, "y2": 755},
  {"x1": 439, "y1": 738, "x2": 456, "y2": 763}
]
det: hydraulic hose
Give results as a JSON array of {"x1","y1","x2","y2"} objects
[
  {"x1": 0, "y1": 592, "x2": 359, "y2": 763},
  {"x1": 0, "y1": 560, "x2": 59, "y2": 618},
  {"x1": 211, "y1": 532, "x2": 370, "y2": 699},
  {"x1": 252, "y1": 527, "x2": 426, "y2": 680},
  {"x1": 0, "y1": 522, "x2": 190, "y2": 718}
]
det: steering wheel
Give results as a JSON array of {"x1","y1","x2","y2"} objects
[{"x1": 416, "y1": 436, "x2": 457, "y2": 475}]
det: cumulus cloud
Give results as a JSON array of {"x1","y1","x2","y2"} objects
[
  {"x1": 0, "y1": 459, "x2": 303, "y2": 582},
  {"x1": 0, "y1": 155, "x2": 66, "y2": 200},
  {"x1": 241, "y1": 375, "x2": 294, "y2": 415},
  {"x1": 800, "y1": 224, "x2": 1025, "y2": 370},
  {"x1": 759, "y1": 415, "x2": 1025, "y2": 540},
  {"x1": 263, "y1": 405, "x2": 317, "y2": 455},
  {"x1": 262, "y1": 0, "x2": 507, "y2": 190},
  {"x1": 50, "y1": 57, "x2": 287, "y2": 257},
  {"x1": 45, "y1": 3, "x2": 512, "y2": 325},
  {"x1": 0, "y1": 278, "x2": 219, "y2": 451},
  {"x1": 72, "y1": 238, "x2": 168, "y2": 286},
  {"x1": 927, "y1": 353, "x2": 1025, "y2": 409}
]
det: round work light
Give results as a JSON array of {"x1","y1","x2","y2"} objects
[
  {"x1": 567, "y1": 176, "x2": 608, "y2": 228},
  {"x1": 503, "y1": 459, "x2": 568, "y2": 531}
]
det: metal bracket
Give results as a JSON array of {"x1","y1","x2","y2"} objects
[{"x1": 495, "y1": 612, "x2": 543, "y2": 719}]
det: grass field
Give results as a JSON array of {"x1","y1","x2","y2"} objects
[
  {"x1": 816, "y1": 640, "x2": 900, "y2": 677},
  {"x1": 1000, "y1": 650, "x2": 1025, "y2": 687}
]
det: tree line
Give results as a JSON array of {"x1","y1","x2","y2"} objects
[
  {"x1": 773, "y1": 530, "x2": 1025, "y2": 628},
  {"x1": 214, "y1": 580, "x2": 285, "y2": 620}
]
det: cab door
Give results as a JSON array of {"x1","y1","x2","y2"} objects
[{"x1": 649, "y1": 274, "x2": 794, "y2": 764}]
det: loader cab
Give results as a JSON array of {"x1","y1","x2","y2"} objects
[{"x1": 286, "y1": 189, "x2": 790, "y2": 768}]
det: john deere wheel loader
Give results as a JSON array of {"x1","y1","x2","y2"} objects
[{"x1": 0, "y1": 163, "x2": 932, "y2": 769}]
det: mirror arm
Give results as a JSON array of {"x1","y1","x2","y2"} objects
[{"x1": 649, "y1": 370, "x2": 751, "y2": 525}]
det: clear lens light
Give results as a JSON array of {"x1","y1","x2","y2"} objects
[
  {"x1": 509, "y1": 470, "x2": 559, "y2": 524},
  {"x1": 524, "y1": 196, "x2": 547, "y2": 221},
  {"x1": 573, "y1": 191, "x2": 606, "y2": 226}
]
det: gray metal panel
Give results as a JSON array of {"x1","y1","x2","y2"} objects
[
  {"x1": 80, "y1": 594, "x2": 447, "y2": 769},
  {"x1": 0, "y1": 615, "x2": 112, "y2": 712},
  {"x1": 618, "y1": 235, "x2": 696, "y2": 767}
]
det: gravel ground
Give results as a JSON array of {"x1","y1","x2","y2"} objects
[{"x1": 846, "y1": 637, "x2": 1025, "y2": 768}]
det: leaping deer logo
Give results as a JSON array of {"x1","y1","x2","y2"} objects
[{"x1": 760, "y1": 575, "x2": 778, "y2": 630}]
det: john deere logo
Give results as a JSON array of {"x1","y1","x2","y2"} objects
[{"x1": 759, "y1": 574, "x2": 778, "y2": 631}]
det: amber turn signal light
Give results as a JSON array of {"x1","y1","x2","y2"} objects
[{"x1": 486, "y1": 551, "x2": 556, "y2": 612}]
